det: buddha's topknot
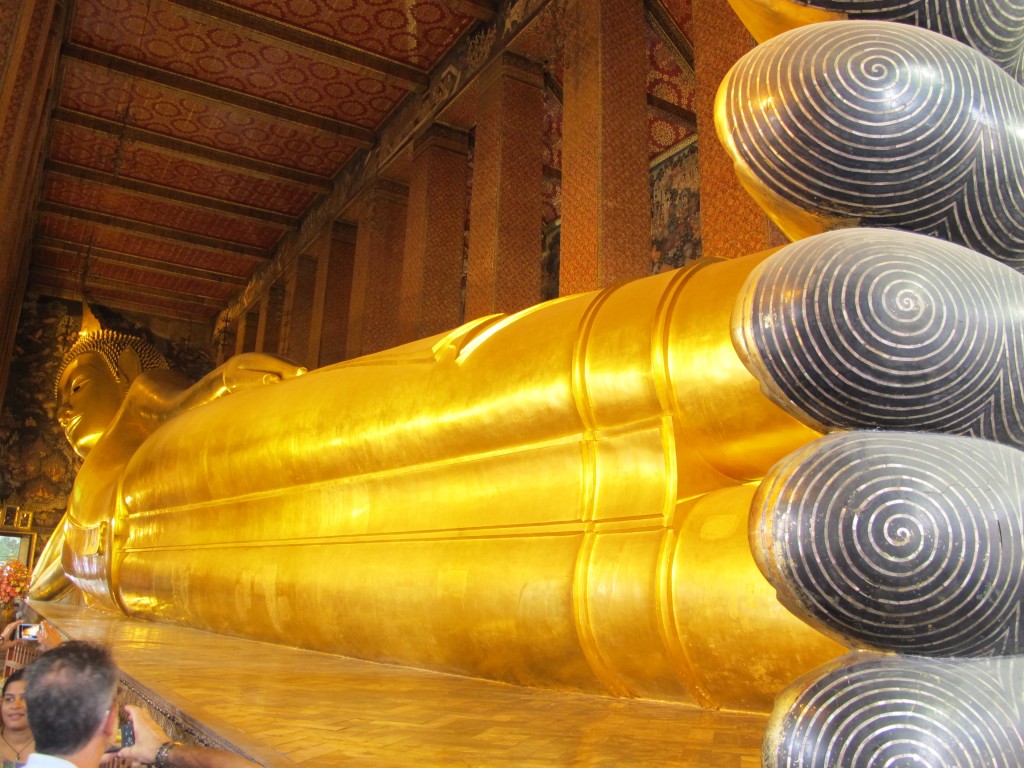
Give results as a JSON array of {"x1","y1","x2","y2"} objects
[{"x1": 54, "y1": 329, "x2": 169, "y2": 400}]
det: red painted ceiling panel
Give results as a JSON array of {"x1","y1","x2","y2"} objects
[
  {"x1": 72, "y1": 0, "x2": 409, "y2": 126},
  {"x1": 49, "y1": 122, "x2": 318, "y2": 216},
  {"x1": 222, "y1": 0, "x2": 478, "y2": 68},
  {"x1": 37, "y1": 213, "x2": 265, "y2": 277},
  {"x1": 60, "y1": 60, "x2": 356, "y2": 175},
  {"x1": 45, "y1": 174, "x2": 286, "y2": 249}
]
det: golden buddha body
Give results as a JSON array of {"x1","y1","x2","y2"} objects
[{"x1": 41, "y1": 249, "x2": 846, "y2": 714}]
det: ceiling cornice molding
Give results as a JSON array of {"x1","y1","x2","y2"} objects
[
  {"x1": 30, "y1": 267, "x2": 225, "y2": 321},
  {"x1": 437, "y1": 0, "x2": 498, "y2": 22}
]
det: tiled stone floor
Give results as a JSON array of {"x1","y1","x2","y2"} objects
[{"x1": 30, "y1": 602, "x2": 767, "y2": 767}]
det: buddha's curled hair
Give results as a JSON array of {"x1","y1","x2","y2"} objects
[{"x1": 54, "y1": 330, "x2": 169, "y2": 400}]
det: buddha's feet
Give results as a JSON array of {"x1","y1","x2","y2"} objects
[
  {"x1": 740, "y1": 233, "x2": 1024, "y2": 761},
  {"x1": 754, "y1": 431, "x2": 1024, "y2": 766},
  {"x1": 716, "y1": 20, "x2": 1024, "y2": 267},
  {"x1": 725, "y1": 0, "x2": 1024, "y2": 82},
  {"x1": 752, "y1": 431, "x2": 1024, "y2": 657},
  {"x1": 735, "y1": 228, "x2": 1024, "y2": 451},
  {"x1": 764, "y1": 652, "x2": 1024, "y2": 768}
]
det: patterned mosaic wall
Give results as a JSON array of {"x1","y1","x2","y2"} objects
[{"x1": 542, "y1": 141, "x2": 703, "y2": 293}]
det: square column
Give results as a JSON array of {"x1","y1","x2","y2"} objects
[
  {"x1": 465, "y1": 53, "x2": 544, "y2": 321},
  {"x1": 318, "y1": 222, "x2": 356, "y2": 366},
  {"x1": 215, "y1": 328, "x2": 236, "y2": 365},
  {"x1": 279, "y1": 254, "x2": 318, "y2": 366},
  {"x1": 398, "y1": 125, "x2": 470, "y2": 343},
  {"x1": 347, "y1": 181, "x2": 408, "y2": 357},
  {"x1": 560, "y1": 0, "x2": 651, "y2": 295},
  {"x1": 255, "y1": 285, "x2": 283, "y2": 355},
  {"x1": 234, "y1": 308, "x2": 258, "y2": 355}
]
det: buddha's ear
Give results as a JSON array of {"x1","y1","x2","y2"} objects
[{"x1": 116, "y1": 347, "x2": 143, "y2": 390}]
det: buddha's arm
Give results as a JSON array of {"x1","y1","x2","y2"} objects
[{"x1": 124, "y1": 354, "x2": 306, "y2": 424}]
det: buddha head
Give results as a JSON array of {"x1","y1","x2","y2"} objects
[{"x1": 54, "y1": 327, "x2": 169, "y2": 458}]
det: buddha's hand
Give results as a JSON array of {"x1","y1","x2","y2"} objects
[
  {"x1": 216, "y1": 352, "x2": 307, "y2": 394},
  {"x1": 173, "y1": 353, "x2": 307, "y2": 414}
]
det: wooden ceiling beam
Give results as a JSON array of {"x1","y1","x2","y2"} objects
[
  {"x1": 45, "y1": 160, "x2": 299, "y2": 227},
  {"x1": 437, "y1": 0, "x2": 498, "y2": 21},
  {"x1": 38, "y1": 201, "x2": 271, "y2": 259},
  {"x1": 169, "y1": 0, "x2": 429, "y2": 90},
  {"x1": 53, "y1": 108, "x2": 334, "y2": 191},
  {"x1": 64, "y1": 43, "x2": 376, "y2": 147},
  {"x1": 30, "y1": 269, "x2": 224, "y2": 321},
  {"x1": 645, "y1": 0, "x2": 694, "y2": 72},
  {"x1": 544, "y1": 71, "x2": 562, "y2": 104},
  {"x1": 648, "y1": 93, "x2": 697, "y2": 127},
  {"x1": 36, "y1": 237, "x2": 249, "y2": 287}
]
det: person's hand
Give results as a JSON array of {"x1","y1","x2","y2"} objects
[
  {"x1": 99, "y1": 755, "x2": 138, "y2": 767},
  {"x1": 0, "y1": 621, "x2": 19, "y2": 643},
  {"x1": 36, "y1": 620, "x2": 61, "y2": 651},
  {"x1": 113, "y1": 705, "x2": 170, "y2": 765}
]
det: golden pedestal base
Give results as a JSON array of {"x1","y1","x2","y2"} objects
[{"x1": 31, "y1": 601, "x2": 768, "y2": 767}]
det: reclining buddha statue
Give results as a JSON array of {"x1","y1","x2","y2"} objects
[{"x1": 32, "y1": 3, "x2": 1024, "y2": 765}]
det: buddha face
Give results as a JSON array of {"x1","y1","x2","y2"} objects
[{"x1": 56, "y1": 350, "x2": 126, "y2": 458}]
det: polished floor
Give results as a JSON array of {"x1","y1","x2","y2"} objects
[{"x1": 30, "y1": 602, "x2": 767, "y2": 767}]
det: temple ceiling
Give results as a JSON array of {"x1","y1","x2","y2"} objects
[{"x1": 27, "y1": 0, "x2": 697, "y2": 329}]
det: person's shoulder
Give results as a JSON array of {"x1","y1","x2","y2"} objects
[{"x1": 23, "y1": 753, "x2": 76, "y2": 768}]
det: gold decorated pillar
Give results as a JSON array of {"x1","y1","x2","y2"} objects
[
  {"x1": 559, "y1": 0, "x2": 650, "y2": 294},
  {"x1": 465, "y1": 53, "x2": 544, "y2": 321},
  {"x1": 398, "y1": 125, "x2": 470, "y2": 343},
  {"x1": 346, "y1": 181, "x2": 408, "y2": 357},
  {"x1": 692, "y1": 0, "x2": 779, "y2": 257}
]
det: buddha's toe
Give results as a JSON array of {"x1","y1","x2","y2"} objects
[
  {"x1": 765, "y1": 652, "x2": 1024, "y2": 768},
  {"x1": 726, "y1": 0, "x2": 1024, "y2": 82},
  {"x1": 752, "y1": 431, "x2": 1024, "y2": 657},
  {"x1": 716, "y1": 20, "x2": 1024, "y2": 265},
  {"x1": 735, "y1": 228, "x2": 1024, "y2": 450}
]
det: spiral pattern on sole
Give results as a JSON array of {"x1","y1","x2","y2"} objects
[
  {"x1": 753, "y1": 431, "x2": 1024, "y2": 655},
  {"x1": 765, "y1": 653, "x2": 1024, "y2": 768},
  {"x1": 787, "y1": 0, "x2": 1024, "y2": 82},
  {"x1": 736, "y1": 228, "x2": 1024, "y2": 449},
  {"x1": 717, "y1": 20, "x2": 1024, "y2": 268}
]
